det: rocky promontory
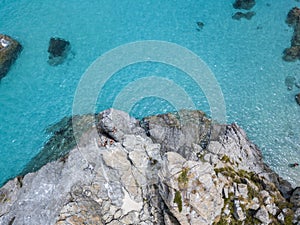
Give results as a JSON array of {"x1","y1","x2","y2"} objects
[
  {"x1": 0, "y1": 109, "x2": 299, "y2": 225},
  {"x1": 0, "y1": 34, "x2": 22, "y2": 80}
]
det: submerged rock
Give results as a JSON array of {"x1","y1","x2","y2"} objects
[
  {"x1": 296, "y1": 93, "x2": 300, "y2": 105},
  {"x1": 20, "y1": 114, "x2": 95, "y2": 176},
  {"x1": 233, "y1": 0, "x2": 256, "y2": 10},
  {"x1": 0, "y1": 109, "x2": 298, "y2": 225},
  {"x1": 283, "y1": 46, "x2": 300, "y2": 61},
  {"x1": 283, "y1": 7, "x2": 300, "y2": 61},
  {"x1": 285, "y1": 76, "x2": 296, "y2": 90},
  {"x1": 286, "y1": 7, "x2": 300, "y2": 27},
  {"x1": 0, "y1": 34, "x2": 22, "y2": 80},
  {"x1": 196, "y1": 21, "x2": 204, "y2": 31},
  {"x1": 47, "y1": 37, "x2": 70, "y2": 66},
  {"x1": 232, "y1": 11, "x2": 256, "y2": 20}
]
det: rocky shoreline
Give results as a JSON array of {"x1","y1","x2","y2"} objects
[{"x1": 0, "y1": 109, "x2": 299, "y2": 225}]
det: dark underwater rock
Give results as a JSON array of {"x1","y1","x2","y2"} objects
[
  {"x1": 283, "y1": 7, "x2": 300, "y2": 62},
  {"x1": 0, "y1": 34, "x2": 22, "y2": 80},
  {"x1": 286, "y1": 7, "x2": 300, "y2": 27},
  {"x1": 285, "y1": 76, "x2": 296, "y2": 90},
  {"x1": 21, "y1": 114, "x2": 95, "y2": 175},
  {"x1": 296, "y1": 93, "x2": 300, "y2": 105},
  {"x1": 232, "y1": 11, "x2": 256, "y2": 20},
  {"x1": 196, "y1": 21, "x2": 204, "y2": 31},
  {"x1": 283, "y1": 46, "x2": 300, "y2": 61},
  {"x1": 47, "y1": 37, "x2": 70, "y2": 66},
  {"x1": 233, "y1": 0, "x2": 256, "y2": 10}
]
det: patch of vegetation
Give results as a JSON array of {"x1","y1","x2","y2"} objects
[
  {"x1": 197, "y1": 152, "x2": 206, "y2": 162},
  {"x1": 214, "y1": 167, "x2": 240, "y2": 183},
  {"x1": 284, "y1": 209, "x2": 295, "y2": 225},
  {"x1": 214, "y1": 216, "x2": 230, "y2": 225},
  {"x1": 173, "y1": 190, "x2": 183, "y2": 212},
  {"x1": 0, "y1": 190, "x2": 10, "y2": 203},
  {"x1": 247, "y1": 185, "x2": 260, "y2": 201},
  {"x1": 221, "y1": 155, "x2": 231, "y2": 163},
  {"x1": 276, "y1": 201, "x2": 294, "y2": 210},
  {"x1": 214, "y1": 167, "x2": 262, "y2": 188},
  {"x1": 243, "y1": 210, "x2": 262, "y2": 225},
  {"x1": 0, "y1": 191, "x2": 7, "y2": 203},
  {"x1": 178, "y1": 167, "x2": 189, "y2": 189}
]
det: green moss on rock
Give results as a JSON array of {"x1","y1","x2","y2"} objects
[
  {"x1": 221, "y1": 155, "x2": 231, "y2": 163},
  {"x1": 178, "y1": 167, "x2": 189, "y2": 189},
  {"x1": 174, "y1": 190, "x2": 183, "y2": 212}
]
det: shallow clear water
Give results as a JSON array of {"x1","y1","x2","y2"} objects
[{"x1": 0, "y1": 0, "x2": 299, "y2": 187}]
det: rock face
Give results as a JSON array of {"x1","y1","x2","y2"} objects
[
  {"x1": 47, "y1": 37, "x2": 70, "y2": 66},
  {"x1": 283, "y1": 7, "x2": 300, "y2": 61},
  {"x1": 0, "y1": 34, "x2": 22, "y2": 80},
  {"x1": 233, "y1": 0, "x2": 256, "y2": 10},
  {"x1": 0, "y1": 109, "x2": 299, "y2": 225}
]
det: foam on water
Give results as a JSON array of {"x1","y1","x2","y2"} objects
[{"x1": 0, "y1": 0, "x2": 299, "y2": 186}]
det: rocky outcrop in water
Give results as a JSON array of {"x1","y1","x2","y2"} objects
[
  {"x1": 47, "y1": 37, "x2": 71, "y2": 66},
  {"x1": 283, "y1": 7, "x2": 300, "y2": 61},
  {"x1": 0, "y1": 34, "x2": 22, "y2": 80},
  {"x1": 233, "y1": 0, "x2": 256, "y2": 10},
  {"x1": 0, "y1": 109, "x2": 299, "y2": 225}
]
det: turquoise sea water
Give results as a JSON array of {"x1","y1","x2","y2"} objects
[{"x1": 0, "y1": 0, "x2": 299, "y2": 187}]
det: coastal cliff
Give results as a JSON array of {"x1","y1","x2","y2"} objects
[{"x1": 0, "y1": 109, "x2": 299, "y2": 225}]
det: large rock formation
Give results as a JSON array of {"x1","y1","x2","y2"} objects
[
  {"x1": 283, "y1": 7, "x2": 300, "y2": 61},
  {"x1": 0, "y1": 109, "x2": 299, "y2": 225},
  {"x1": 0, "y1": 34, "x2": 22, "y2": 80}
]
